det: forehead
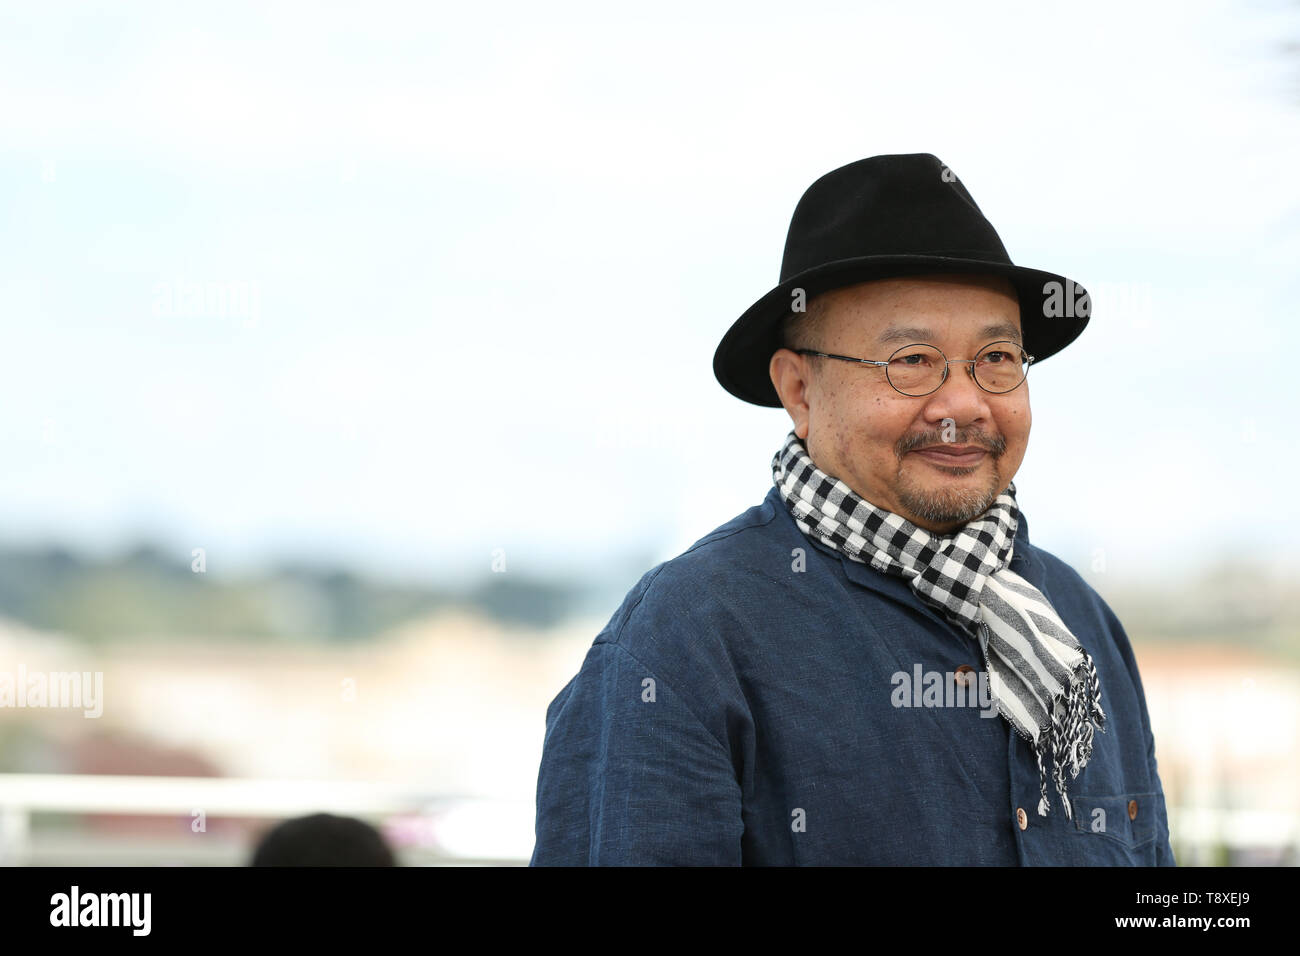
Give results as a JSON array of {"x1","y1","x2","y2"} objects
[{"x1": 820, "y1": 274, "x2": 1022, "y2": 344}]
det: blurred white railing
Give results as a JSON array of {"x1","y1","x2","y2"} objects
[{"x1": 0, "y1": 773, "x2": 534, "y2": 866}]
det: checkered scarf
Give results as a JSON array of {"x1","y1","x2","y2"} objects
[{"x1": 772, "y1": 430, "x2": 1106, "y2": 819}]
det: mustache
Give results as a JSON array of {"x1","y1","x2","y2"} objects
[{"x1": 896, "y1": 429, "x2": 1006, "y2": 459}]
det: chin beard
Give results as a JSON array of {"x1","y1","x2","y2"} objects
[{"x1": 896, "y1": 466, "x2": 1003, "y2": 527}]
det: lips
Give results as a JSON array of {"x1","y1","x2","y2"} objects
[{"x1": 910, "y1": 445, "x2": 988, "y2": 466}]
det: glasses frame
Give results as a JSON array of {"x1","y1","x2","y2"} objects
[{"x1": 794, "y1": 339, "x2": 1035, "y2": 397}]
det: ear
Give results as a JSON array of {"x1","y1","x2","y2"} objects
[{"x1": 769, "y1": 348, "x2": 813, "y2": 440}]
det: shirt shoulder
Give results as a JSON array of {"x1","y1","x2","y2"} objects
[
  {"x1": 595, "y1": 490, "x2": 788, "y2": 685},
  {"x1": 1018, "y1": 538, "x2": 1145, "y2": 679},
  {"x1": 1019, "y1": 539, "x2": 1113, "y2": 621},
  {"x1": 615, "y1": 490, "x2": 782, "y2": 611}
]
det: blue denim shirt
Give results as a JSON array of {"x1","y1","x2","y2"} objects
[{"x1": 531, "y1": 485, "x2": 1175, "y2": 865}]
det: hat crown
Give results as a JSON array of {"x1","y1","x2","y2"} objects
[{"x1": 780, "y1": 153, "x2": 1012, "y2": 281}]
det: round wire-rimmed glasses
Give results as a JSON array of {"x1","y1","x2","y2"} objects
[{"x1": 794, "y1": 340, "x2": 1035, "y2": 396}]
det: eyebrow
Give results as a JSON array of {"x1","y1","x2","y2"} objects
[{"x1": 878, "y1": 322, "x2": 1023, "y2": 346}]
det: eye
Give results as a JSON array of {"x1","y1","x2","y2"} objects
[
  {"x1": 891, "y1": 350, "x2": 934, "y2": 366},
  {"x1": 980, "y1": 345, "x2": 1024, "y2": 364}
]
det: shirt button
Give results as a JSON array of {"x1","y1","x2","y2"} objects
[
  {"x1": 1016, "y1": 807, "x2": 1027, "y2": 830},
  {"x1": 954, "y1": 665, "x2": 976, "y2": 688},
  {"x1": 1128, "y1": 799, "x2": 1138, "y2": 820}
]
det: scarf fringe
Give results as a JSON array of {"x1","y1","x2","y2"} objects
[{"x1": 1038, "y1": 656, "x2": 1107, "y2": 818}]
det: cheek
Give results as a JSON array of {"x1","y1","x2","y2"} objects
[
  {"x1": 861, "y1": 398, "x2": 920, "y2": 463},
  {"x1": 999, "y1": 402, "x2": 1031, "y2": 445},
  {"x1": 821, "y1": 389, "x2": 906, "y2": 460}
]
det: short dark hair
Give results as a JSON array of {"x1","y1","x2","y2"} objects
[
  {"x1": 250, "y1": 813, "x2": 397, "y2": 867},
  {"x1": 779, "y1": 292, "x2": 833, "y2": 353}
]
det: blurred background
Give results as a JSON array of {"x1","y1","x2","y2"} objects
[{"x1": 1, "y1": 0, "x2": 1298, "y2": 865}]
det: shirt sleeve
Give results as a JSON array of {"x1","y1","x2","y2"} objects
[
  {"x1": 1146, "y1": 701, "x2": 1177, "y2": 867},
  {"x1": 530, "y1": 639, "x2": 745, "y2": 866}
]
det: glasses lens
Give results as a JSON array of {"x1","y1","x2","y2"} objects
[
  {"x1": 974, "y1": 342, "x2": 1028, "y2": 392},
  {"x1": 886, "y1": 344, "x2": 946, "y2": 395}
]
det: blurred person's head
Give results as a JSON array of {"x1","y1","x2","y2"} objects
[
  {"x1": 769, "y1": 274, "x2": 1028, "y2": 534},
  {"x1": 249, "y1": 812, "x2": 397, "y2": 866}
]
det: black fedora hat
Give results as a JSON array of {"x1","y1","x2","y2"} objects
[{"x1": 713, "y1": 153, "x2": 1090, "y2": 407}]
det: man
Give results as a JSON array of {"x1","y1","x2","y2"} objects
[{"x1": 530, "y1": 153, "x2": 1174, "y2": 865}]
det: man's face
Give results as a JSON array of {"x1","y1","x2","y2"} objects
[{"x1": 768, "y1": 274, "x2": 1030, "y2": 534}]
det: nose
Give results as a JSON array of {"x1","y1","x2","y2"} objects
[{"x1": 921, "y1": 359, "x2": 992, "y2": 422}]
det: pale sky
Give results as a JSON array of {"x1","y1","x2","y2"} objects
[{"x1": 2, "y1": 0, "x2": 1298, "y2": 595}]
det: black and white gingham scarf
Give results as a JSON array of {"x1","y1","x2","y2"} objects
[{"x1": 772, "y1": 430, "x2": 1106, "y2": 819}]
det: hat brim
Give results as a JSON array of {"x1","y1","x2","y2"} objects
[{"x1": 713, "y1": 255, "x2": 1089, "y2": 407}]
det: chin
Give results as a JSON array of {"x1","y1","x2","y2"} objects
[{"x1": 896, "y1": 466, "x2": 1003, "y2": 527}]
